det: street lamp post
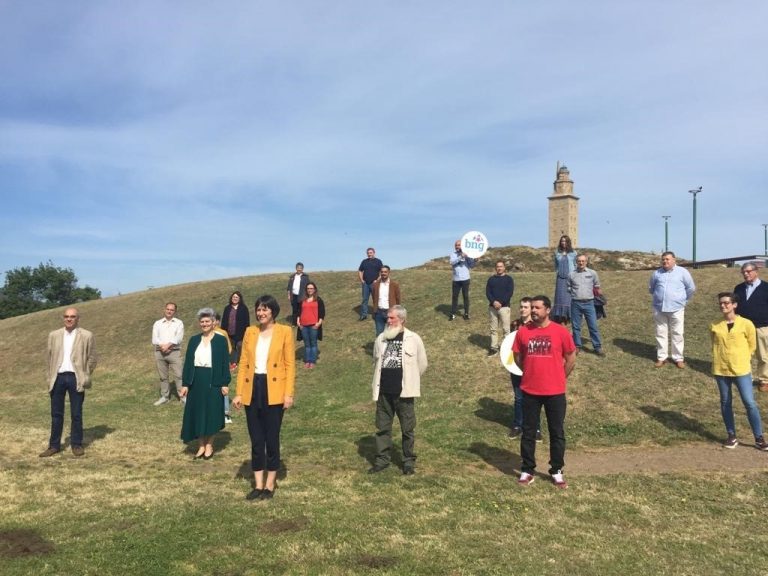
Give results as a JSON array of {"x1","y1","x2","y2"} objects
[
  {"x1": 662, "y1": 216, "x2": 671, "y2": 252},
  {"x1": 688, "y1": 187, "x2": 703, "y2": 266},
  {"x1": 763, "y1": 224, "x2": 768, "y2": 256}
]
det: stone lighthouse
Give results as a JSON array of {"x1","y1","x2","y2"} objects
[{"x1": 548, "y1": 162, "x2": 579, "y2": 248}]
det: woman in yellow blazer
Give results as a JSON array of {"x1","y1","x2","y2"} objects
[{"x1": 234, "y1": 295, "x2": 295, "y2": 501}]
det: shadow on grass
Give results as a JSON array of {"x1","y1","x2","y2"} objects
[
  {"x1": 682, "y1": 357, "x2": 711, "y2": 376},
  {"x1": 235, "y1": 459, "x2": 289, "y2": 482},
  {"x1": 639, "y1": 405, "x2": 720, "y2": 442},
  {"x1": 468, "y1": 442, "x2": 520, "y2": 476},
  {"x1": 613, "y1": 338, "x2": 656, "y2": 360},
  {"x1": 434, "y1": 304, "x2": 452, "y2": 318},
  {"x1": 183, "y1": 430, "x2": 233, "y2": 455},
  {"x1": 474, "y1": 397, "x2": 510, "y2": 428},
  {"x1": 81, "y1": 424, "x2": 116, "y2": 448},
  {"x1": 468, "y1": 333, "x2": 491, "y2": 351},
  {"x1": 355, "y1": 434, "x2": 402, "y2": 468},
  {"x1": 361, "y1": 341, "x2": 374, "y2": 356}
]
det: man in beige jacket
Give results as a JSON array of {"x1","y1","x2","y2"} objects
[
  {"x1": 368, "y1": 305, "x2": 427, "y2": 475},
  {"x1": 40, "y1": 307, "x2": 97, "y2": 457}
]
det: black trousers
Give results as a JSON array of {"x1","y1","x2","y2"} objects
[
  {"x1": 451, "y1": 280, "x2": 471, "y2": 315},
  {"x1": 520, "y1": 392, "x2": 566, "y2": 475},
  {"x1": 244, "y1": 374, "x2": 284, "y2": 471}
]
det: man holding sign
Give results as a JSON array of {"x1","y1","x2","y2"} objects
[{"x1": 450, "y1": 239, "x2": 476, "y2": 321}]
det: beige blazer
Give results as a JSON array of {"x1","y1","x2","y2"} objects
[{"x1": 47, "y1": 327, "x2": 98, "y2": 392}]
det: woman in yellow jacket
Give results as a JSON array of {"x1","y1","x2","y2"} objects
[
  {"x1": 234, "y1": 295, "x2": 295, "y2": 500},
  {"x1": 711, "y1": 292, "x2": 767, "y2": 450}
]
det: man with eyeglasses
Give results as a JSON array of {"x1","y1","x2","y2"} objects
[
  {"x1": 39, "y1": 308, "x2": 97, "y2": 458},
  {"x1": 734, "y1": 262, "x2": 768, "y2": 392}
]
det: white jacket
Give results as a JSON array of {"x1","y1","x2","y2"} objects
[{"x1": 371, "y1": 328, "x2": 428, "y2": 401}]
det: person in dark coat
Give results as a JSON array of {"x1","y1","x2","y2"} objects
[
  {"x1": 180, "y1": 307, "x2": 231, "y2": 459},
  {"x1": 222, "y1": 291, "x2": 250, "y2": 365}
]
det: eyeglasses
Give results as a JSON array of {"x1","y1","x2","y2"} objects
[
  {"x1": 63, "y1": 315, "x2": 77, "y2": 318},
  {"x1": 742, "y1": 269, "x2": 757, "y2": 274},
  {"x1": 718, "y1": 301, "x2": 733, "y2": 307}
]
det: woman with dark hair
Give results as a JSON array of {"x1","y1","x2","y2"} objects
[
  {"x1": 180, "y1": 307, "x2": 231, "y2": 459},
  {"x1": 221, "y1": 291, "x2": 250, "y2": 365},
  {"x1": 552, "y1": 235, "x2": 577, "y2": 324},
  {"x1": 297, "y1": 282, "x2": 325, "y2": 369},
  {"x1": 234, "y1": 295, "x2": 295, "y2": 501}
]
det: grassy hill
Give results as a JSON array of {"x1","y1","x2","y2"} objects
[{"x1": 1, "y1": 261, "x2": 767, "y2": 575}]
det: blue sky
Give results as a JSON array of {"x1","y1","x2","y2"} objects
[{"x1": 1, "y1": 2, "x2": 766, "y2": 296}]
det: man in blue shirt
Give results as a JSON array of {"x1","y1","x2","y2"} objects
[
  {"x1": 449, "y1": 239, "x2": 476, "y2": 321},
  {"x1": 649, "y1": 251, "x2": 696, "y2": 368}
]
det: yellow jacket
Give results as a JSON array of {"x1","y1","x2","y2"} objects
[
  {"x1": 710, "y1": 315, "x2": 756, "y2": 376},
  {"x1": 236, "y1": 323, "x2": 295, "y2": 406}
]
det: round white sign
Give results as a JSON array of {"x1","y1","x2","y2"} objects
[
  {"x1": 500, "y1": 331, "x2": 522, "y2": 376},
  {"x1": 459, "y1": 230, "x2": 489, "y2": 259}
]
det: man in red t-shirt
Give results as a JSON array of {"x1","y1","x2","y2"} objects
[{"x1": 512, "y1": 295, "x2": 577, "y2": 488}]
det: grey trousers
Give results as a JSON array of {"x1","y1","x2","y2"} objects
[
  {"x1": 155, "y1": 349, "x2": 183, "y2": 399},
  {"x1": 374, "y1": 394, "x2": 416, "y2": 468}
]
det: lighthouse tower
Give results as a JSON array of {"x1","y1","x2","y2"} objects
[{"x1": 548, "y1": 162, "x2": 579, "y2": 248}]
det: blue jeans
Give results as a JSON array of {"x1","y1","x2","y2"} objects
[
  {"x1": 49, "y1": 372, "x2": 85, "y2": 449},
  {"x1": 301, "y1": 326, "x2": 319, "y2": 363},
  {"x1": 715, "y1": 374, "x2": 764, "y2": 438},
  {"x1": 570, "y1": 299, "x2": 602, "y2": 350},
  {"x1": 510, "y1": 374, "x2": 541, "y2": 431},
  {"x1": 374, "y1": 309, "x2": 388, "y2": 337},
  {"x1": 360, "y1": 282, "x2": 373, "y2": 318}
]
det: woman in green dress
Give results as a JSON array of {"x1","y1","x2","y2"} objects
[{"x1": 180, "y1": 307, "x2": 231, "y2": 459}]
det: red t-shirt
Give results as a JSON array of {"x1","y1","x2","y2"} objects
[
  {"x1": 512, "y1": 321, "x2": 575, "y2": 395},
  {"x1": 300, "y1": 299, "x2": 319, "y2": 326}
]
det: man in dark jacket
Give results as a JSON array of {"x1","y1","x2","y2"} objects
[
  {"x1": 734, "y1": 262, "x2": 768, "y2": 391},
  {"x1": 485, "y1": 260, "x2": 514, "y2": 356},
  {"x1": 287, "y1": 262, "x2": 310, "y2": 326}
]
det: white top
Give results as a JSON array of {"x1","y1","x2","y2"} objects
[
  {"x1": 378, "y1": 281, "x2": 390, "y2": 309},
  {"x1": 255, "y1": 333, "x2": 272, "y2": 374},
  {"x1": 746, "y1": 278, "x2": 762, "y2": 300},
  {"x1": 59, "y1": 328, "x2": 77, "y2": 373},
  {"x1": 292, "y1": 274, "x2": 303, "y2": 295},
  {"x1": 152, "y1": 317, "x2": 184, "y2": 346},
  {"x1": 194, "y1": 338, "x2": 212, "y2": 367}
]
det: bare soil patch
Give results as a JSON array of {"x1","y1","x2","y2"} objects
[
  {"x1": 567, "y1": 442, "x2": 768, "y2": 476},
  {"x1": 0, "y1": 529, "x2": 55, "y2": 558}
]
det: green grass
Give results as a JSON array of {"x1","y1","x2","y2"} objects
[{"x1": 1, "y1": 265, "x2": 767, "y2": 575}]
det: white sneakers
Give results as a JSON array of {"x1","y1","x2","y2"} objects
[{"x1": 153, "y1": 397, "x2": 169, "y2": 406}]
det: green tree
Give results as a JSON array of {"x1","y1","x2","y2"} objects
[{"x1": 0, "y1": 261, "x2": 101, "y2": 319}]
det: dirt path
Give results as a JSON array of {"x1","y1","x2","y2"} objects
[{"x1": 567, "y1": 442, "x2": 768, "y2": 475}]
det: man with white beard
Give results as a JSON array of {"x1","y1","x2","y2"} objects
[{"x1": 368, "y1": 305, "x2": 428, "y2": 475}]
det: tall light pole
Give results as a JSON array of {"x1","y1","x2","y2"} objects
[
  {"x1": 688, "y1": 187, "x2": 703, "y2": 266},
  {"x1": 662, "y1": 216, "x2": 671, "y2": 252},
  {"x1": 763, "y1": 223, "x2": 768, "y2": 256}
]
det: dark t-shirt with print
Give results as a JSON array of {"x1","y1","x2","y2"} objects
[{"x1": 379, "y1": 332, "x2": 404, "y2": 395}]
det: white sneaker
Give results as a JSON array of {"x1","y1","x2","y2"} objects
[
  {"x1": 551, "y1": 471, "x2": 568, "y2": 489},
  {"x1": 517, "y1": 472, "x2": 535, "y2": 486},
  {"x1": 224, "y1": 415, "x2": 233, "y2": 424},
  {"x1": 153, "y1": 397, "x2": 169, "y2": 406}
]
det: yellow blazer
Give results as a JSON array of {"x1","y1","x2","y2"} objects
[{"x1": 236, "y1": 323, "x2": 296, "y2": 406}]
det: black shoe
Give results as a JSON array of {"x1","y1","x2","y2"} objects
[
  {"x1": 246, "y1": 489, "x2": 263, "y2": 501},
  {"x1": 535, "y1": 431, "x2": 543, "y2": 443},
  {"x1": 488, "y1": 348, "x2": 498, "y2": 356},
  {"x1": 359, "y1": 316, "x2": 368, "y2": 321},
  {"x1": 449, "y1": 314, "x2": 456, "y2": 321},
  {"x1": 595, "y1": 349, "x2": 606, "y2": 357},
  {"x1": 259, "y1": 489, "x2": 274, "y2": 500},
  {"x1": 508, "y1": 426, "x2": 522, "y2": 439},
  {"x1": 463, "y1": 314, "x2": 470, "y2": 321},
  {"x1": 367, "y1": 463, "x2": 389, "y2": 474},
  {"x1": 403, "y1": 467, "x2": 415, "y2": 476}
]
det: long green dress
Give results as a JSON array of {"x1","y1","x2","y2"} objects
[{"x1": 180, "y1": 333, "x2": 231, "y2": 443}]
